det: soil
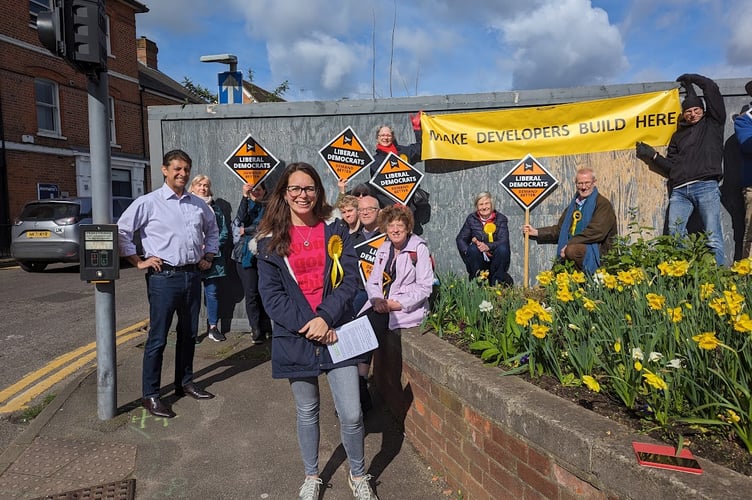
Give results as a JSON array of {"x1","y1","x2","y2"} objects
[{"x1": 441, "y1": 331, "x2": 752, "y2": 477}]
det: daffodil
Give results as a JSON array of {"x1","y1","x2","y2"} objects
[
  {"x1": 582, "y1": 297, "x2": 597, "y2": 312},
  {"x1": 556, "y1": 286, "x2": 574, "y2": 302},
  {"x1": 648, "y1": 351, "x2": 663, "y2": 363},
  {"x1": 634, "y1": 360, "x2": 643, "y2": 371},
  {"x1": 536, "y1": 270, "x2": 554, "y2": 286},
  {"x1": 666, "y1": 306, "x2": 683, "y2": 323},
  {"x1": 570, "y1": 271, "x2": 586, "y2": 284},
  {"x1": 531, "y1": 323, "x2": 549, "y2": 339},
  {"x1": 479, "y1": 300, "x2": 493, "y2": 313},
  {"x1": 642, "y1": 369, "x2": 668, "y2": 391},
  {"x1": 733, "y1": 313, "x2": 752, "y2": 333},
  {"x1": 582, "y1": 375, "x2": 601, "y2": 393},
  {"x1": 613, "y1": 339, "x2": 622, "y2": 353},
  {"x1": 699, "y1": 282, "x2": 715, "y2": 300},
  {"x1": 731, "y1": 258, "x2": 752, "y2": 275},
  {"x1": 603, "y1": 273, "x2": 617, "y2": 290},
  {"x1": 617, "y1": 270, "x2": 635, "y2": 286},
  {"x1": 478, "y1": 270, "x2": 489, "y2": 281},
  {"x1": 692, "y1": 331, "x2": 722, "y2": 350},
  {"x1": 666, "y1": 358, "x2": 683, "y2": 369},
  {"x1": 646, "y1": 293, "x2": 666, "y2": 310},
  {"x1": 631, "y1": 347, "x2": 644, "y2": 361}
]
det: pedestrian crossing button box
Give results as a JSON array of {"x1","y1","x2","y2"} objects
[{"x1": 80, "y1": 224, "x2": 119, "y2": 281}]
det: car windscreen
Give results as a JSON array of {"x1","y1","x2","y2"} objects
[{"x1": 19, "y1": 203, "x2": 80, "y2": 221}]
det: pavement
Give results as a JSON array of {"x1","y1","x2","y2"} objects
[{"x1": 0, "y1": 319, "x2": 451, "y2": 499}]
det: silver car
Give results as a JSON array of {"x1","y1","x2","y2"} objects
[{"x1": 11, "y1": 197, "x2": 134, "y2": 272}]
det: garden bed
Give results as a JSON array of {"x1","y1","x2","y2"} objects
[{"x1": 443, "y1": 330, "x2": 752, "y2": 477}]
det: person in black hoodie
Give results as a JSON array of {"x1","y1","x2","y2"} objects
[{"x1": 636, "y1": 73, "x2": 726, "y2": 265}]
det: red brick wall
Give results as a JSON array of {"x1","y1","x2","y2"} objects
[{"x1": 372, "y1": 331, "x2": 749, "y2": 499}]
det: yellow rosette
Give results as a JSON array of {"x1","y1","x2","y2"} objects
[
  {"x1": 571, "y1": 210, "x2": 582, "y2": 236},
  {"x1": 483, "y1": 222, "x2": 496, "y2": 243},
  {"x1": 327, "y1": 235, "x2": 344, "y2": 289}
]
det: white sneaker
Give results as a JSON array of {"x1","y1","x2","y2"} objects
[
  {"x1": 348, "y1": 473, "x2": 378, "y2": 500},
  {"x1": 298, "y1": 476, "x2": 322, "y2": 500}
]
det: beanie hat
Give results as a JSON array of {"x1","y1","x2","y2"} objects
[
  {"x1": 746, "y1": 80, "x2": 752, "y2": 98},
  {"x1": 681, "y1": 85, "x2": 704, "y2": 111}
]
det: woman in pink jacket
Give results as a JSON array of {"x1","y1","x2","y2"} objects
[{"x1": 365, "y1": 205, "x2": 433, "y2": 332}]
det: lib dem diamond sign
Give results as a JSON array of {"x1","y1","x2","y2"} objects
[
  {"x1": 319, "y1": 126, "x2": 374, "y2": 182},
  {"x1": 224, "y1": 134, "x2": 281, "y2": 186},
  {"x1": 370, "y1": 153, "x2": 424, "y2": 204},
  {"x1": 354, "y1": 233, "x2": 387, "y2": 287},
  {"x1": 499, "y1": 154, "x2": 558, "y2": 210}
]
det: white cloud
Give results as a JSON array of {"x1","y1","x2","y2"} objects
[{"x1": 498, "y1": 0, "x2": 627, "y2": 89}]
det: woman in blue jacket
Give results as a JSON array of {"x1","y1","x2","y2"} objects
[
  {"x1": 255, "y1": 163, "x2": 377, "y2": 500},
  {"x1": 455, "y1": 191, "x2": 512, "y2": 286}
]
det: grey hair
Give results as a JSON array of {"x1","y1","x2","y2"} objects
[
  {"x1": 474, "y1": 191, "x2": 495, "y2": 211},
  {"x1": 375, "y1": 125, "x2": 394, "y2": 138}
]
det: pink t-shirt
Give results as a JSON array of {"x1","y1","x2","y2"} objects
[{"x1": 288, "y1": 222, "x2": 326, "y2": 312}]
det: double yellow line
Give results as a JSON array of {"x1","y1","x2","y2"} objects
[{"x1": 0, "y1": 320, "x2": 149, "y2": 413}]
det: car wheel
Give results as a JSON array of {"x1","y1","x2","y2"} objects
[{"x1": 19, "y1": 261, "x2": 48, "y2": 272}]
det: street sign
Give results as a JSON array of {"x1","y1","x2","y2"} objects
[
  {"x1": 369, "y1": 153, "x2": 424, "y2": 205},
  {"x1": 218, "y1": 71, "x2": 242, "y2": 104},
  {"x1": 499, "y1": 154, "x2": 558, "y2": 210},
  {"x1": 318, "y1": 126, "x2": 374, "y2": 181},
  {"x1": 224, "y1": 134, "x2": 281, "y2": 186},
  {"x1": 37, "y1": 183, "x2": 60, "y2": 199},
  {"x1": 354, "y1": 233, "x2": 387, "y2": 287}
]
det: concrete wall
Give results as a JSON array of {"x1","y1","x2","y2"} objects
[{"x1": 147, "y1": 78, "x2": 751, "y2": 328}]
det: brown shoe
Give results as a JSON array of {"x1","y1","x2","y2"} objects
[
  {"x1": 141, "y1": 396, "x2": 176, "y2": 418},
  {"x1": 176, "y1": 382, "x2": 215, "y2": 399}
]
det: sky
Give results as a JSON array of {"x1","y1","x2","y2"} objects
[{"x1": 135, "y1": 0, "x2": 752, "y2": 102}]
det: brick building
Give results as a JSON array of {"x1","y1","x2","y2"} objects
[{"x1": 0, "y1": 1, "x2": 204, "y2": 251}]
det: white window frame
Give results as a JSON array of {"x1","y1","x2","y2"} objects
[
  {"x1": 29, "y1": 0, "x2": 51, "y2": 25},
  {"x1": 105, "y1": 15, "x2": 114, "y2": 58},
  {"x1": 35, "y1": 78, "x2": 61, "y2": 136},
  {"x1": 108, "y1": 96, "x2": 118, "y2": 145}
]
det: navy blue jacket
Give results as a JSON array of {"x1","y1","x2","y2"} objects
[
  {"x1": 371, "y1": 129, "x2": 422, "y2": 176},
  {"x1": 456, "y1": 210, "x2": 511, "y2": 258},
  {"x1": 257, "y1": 218, "x2": 363, "y2": 379},
  {"x1": 734, "y1": 111, "x2": 752, "y2": 188}
]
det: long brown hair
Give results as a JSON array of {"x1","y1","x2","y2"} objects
[{"x1": 256, "y1": 162, "x2": 333, "y2": 256}]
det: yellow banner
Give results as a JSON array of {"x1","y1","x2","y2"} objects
[{"x1": 421, "y1": 89, "x2": 680, "y2": 161}]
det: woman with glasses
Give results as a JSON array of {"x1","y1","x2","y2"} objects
[
  {"x1": 255, "y1": 163, "x2": 378, "y2": 500},
  {"x1": 455, "y1": 191, "x2": 513, "y2": 286},
  {"x1": 522, "y1": 168, "x2": 617, "y2": 274},
  {"x1": 364, "y1": 205, "x2": 433, "y2": 334}
]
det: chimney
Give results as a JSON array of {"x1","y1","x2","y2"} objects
[{"x1": 137, "y1": 36, "x2": 158, "y2": 69}]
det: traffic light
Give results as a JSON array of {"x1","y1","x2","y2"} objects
[
  {"x1": 67, "y1": 0, "x2": 107, "y2": 68},
  {"x1": 37, "y1": 0, "x2": 107, "y2": 73},
  {"x1": 37, "y1": 1, "x2": 65, "y2": 58}
]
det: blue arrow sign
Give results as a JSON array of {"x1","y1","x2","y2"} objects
[{"x1": 218, "y1": 71, "x2": 243, "y2": 104}]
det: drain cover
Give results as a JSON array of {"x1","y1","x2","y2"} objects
[{"x1": 32, "y1": 478, "x2": 135, "y2": 500}]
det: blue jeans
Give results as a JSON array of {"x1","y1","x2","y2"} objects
[
  {"x1": 668, "y1": 180, "x2": 725, "y2": 265},
  {"x1": 143, "y1": 269, "x2": 201, "y2": 398},
  {"x1": 463, "y1": 244, "x2": 512, "y2": 285},
  {"x1": 202, "y1": 277, "x2": 220, "y2": 326},
  {"x1": 289, "y1": 365, "x2": 365, "y2": 477}
]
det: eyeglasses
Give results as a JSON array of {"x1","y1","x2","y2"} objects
[
  {"x1": 387, "y1": 222, "x2": 407, "y2": 232},
  {"x1": 286, "y1": 185, "x2": 316, "y2": 196},
  {"x1": 575, "y1": 181, "x2": 593, "y2": 187},
  {"x1": 377, "y1": 134, "x2": 393, "y2": 137},
  {"x1": 358, "y1": 207, "x2": 379, "y2": 214}
]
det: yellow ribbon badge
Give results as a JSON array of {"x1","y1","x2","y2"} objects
[
  {"x1": 570, "y1": 210, "x2": 582, "y2": 236},
  {"x1": 327, "y1": 235, "x2": 344, "y2": 289},
  {"x1": 483, "y1": 222, "x2": 496, "y2": 243}
]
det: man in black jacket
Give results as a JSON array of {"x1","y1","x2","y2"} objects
[{"x1": 636, "y1": 73, "x2": 726, "y2": 265}]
